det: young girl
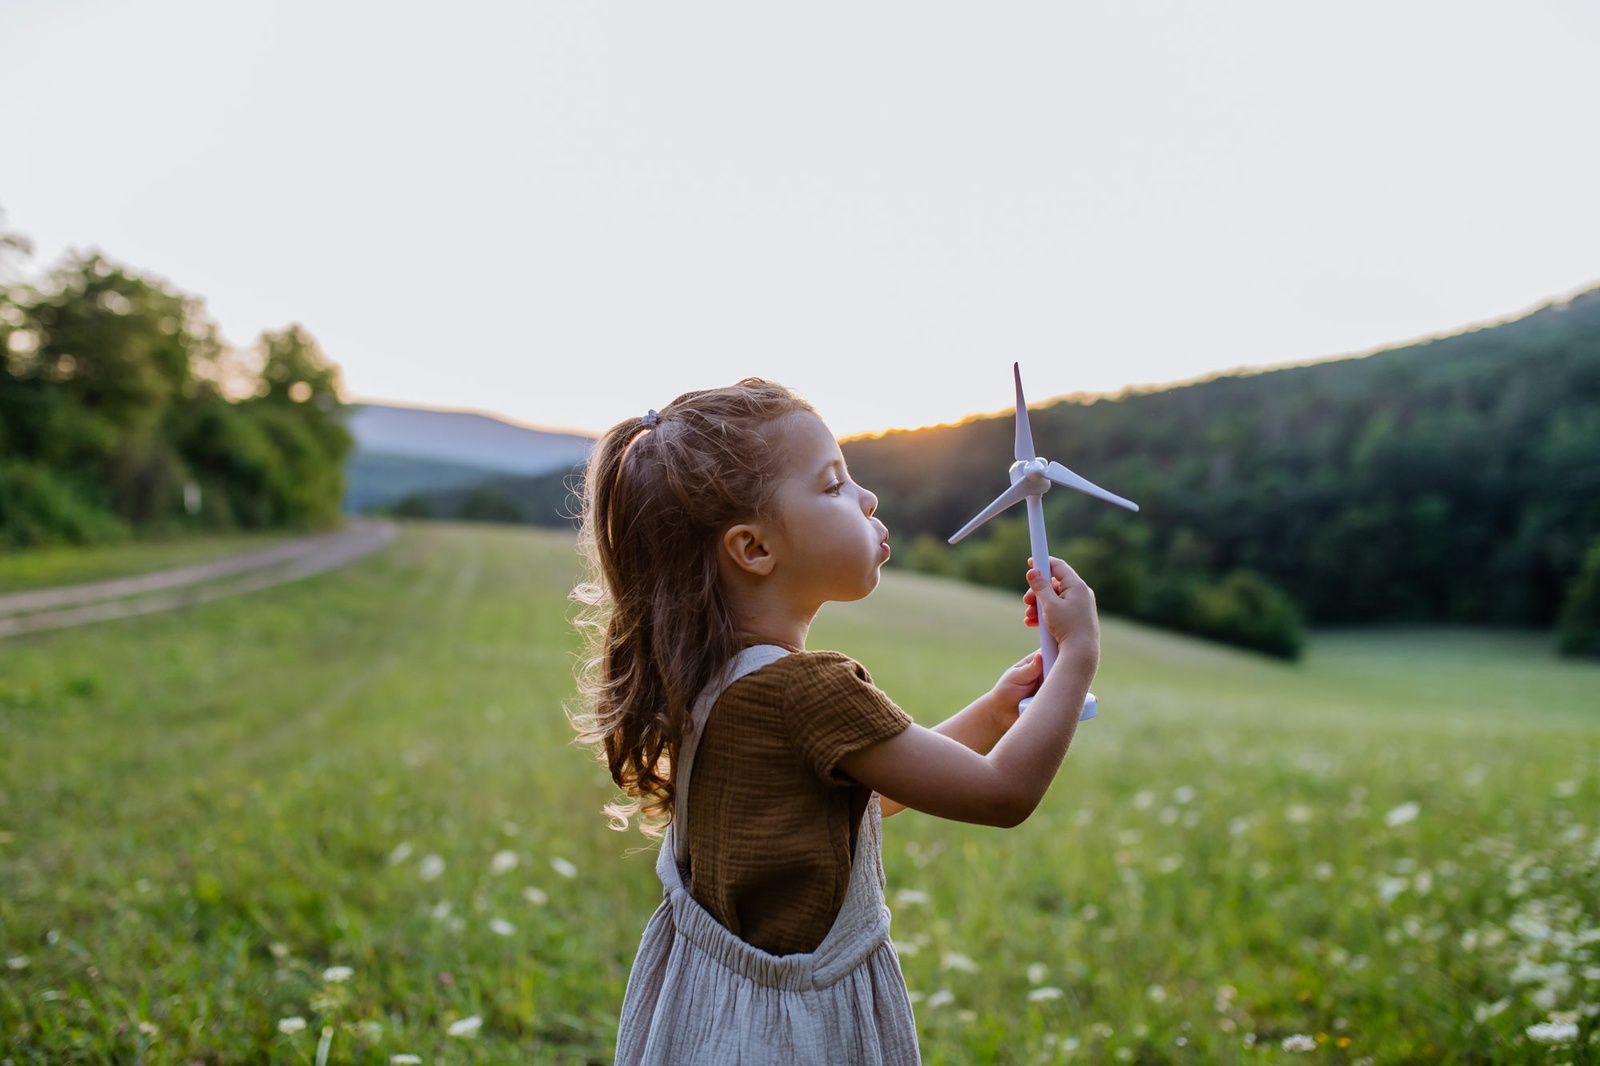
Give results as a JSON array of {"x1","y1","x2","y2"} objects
[{"x1": 571, "y1": 379, "x2": 1099, "y2": 1065}]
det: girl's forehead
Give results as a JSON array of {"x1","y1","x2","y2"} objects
[{"x1": 776, "y1": 412, "x2": 840, "y2": 460}]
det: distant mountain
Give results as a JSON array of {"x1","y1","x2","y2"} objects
[
  {"x1": 343, "y1": 403, "x2": 595, "y2": 512},
  {"x1": 347, "y1": 403, "x2": 594, "y2": 473}
]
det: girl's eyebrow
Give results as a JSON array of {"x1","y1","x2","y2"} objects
[{"x1": 815, "y1": 458, "x2": 845, "y2": 482}]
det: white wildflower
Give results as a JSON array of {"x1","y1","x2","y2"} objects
[
  {"x1": 419, "y1": 854, "x2": 446, "y2": 881},
  {"x1": 446, "y1": 1015, "x2": 482, "y2": 1038},
  {"x1": 490, "y1": 918, "x2": 516, "y2": 936},
  {"x1": 6, "y1": 956, "x2": 28, "y2": 970},
  {"x1": 925, "y1": 988, "x2": 955, "y2": 1008},
  {"x1": 1158, "y1": 807, "x2": 1179, "y2": 825},
  {"x1": 1147, "y1": 984, "x2": 1168, "y2": 1003},
  {"x1": 431, "y1": 900, "x2": 453, "y2": 920},
  {"x1": 387, "y1": 842, "x2": 413, "y2": 865},
  {"x1": 490, "y1": 850, "x2": 519, "y2": 875},
  {"x1": 892, "y1": 940, "x2": 919, "y2": 956},
  {"x1": 1026, "y1": 962, "x2": 1049, "y2": 985},
  {"x1": 1228, "y1": 817, "x2": 1251, "y2": 836},
  {"x1": 1285, "y1": 804, "x2": 1313, "y2": 824},
  {"x1": 1173, "y1": 785, "x2": 1196, "y2": 804},
  {"x1": 894, "y1": 889, "x2": 930, "y2": 906},
  {"x1": 1028, "y1": 986, "x2": 1064, "y2": 1002},
  {"x1": 550, "y1": 857, "x2": 579, "y2": 879},
  {"x1": 1156, "y1": 855, "x2": 1184, "y2": 874},
  {"x1": 391, "y1": 1057, "x2": 422, "y2": 1065},
  {"x1": 1313, "y1": 862, "x2": 1334, "y2": 881},
  {"x1": 502, "y1": 820, "x2": 520, "y2": 835},
  {"x1": 1377, "y1": 876, "x2": 1409, "y2": 904},
  {"x1": 1133, "y1": 790, "x2": 1155, "y2": 809},
  {"x1": 1282, "y1": 1033, "x2": 1317, "y2": 1052},
  {"x1": 941, "y1": 951, "x2": 980, "y2": 973},
  {"x1": 278, "y1": 1016, "x2": 308, "y2": 1034},
  {"x1": 323, "y1": 965, "x2": 353, "y2": 982},
  {"x1": 522, "y1": 886, "x2": 548, "y2": 905},
  {"x1": 1384, "y1": 802, "x2": 1420, "y2": 827},
  {"x1": 138, "y1": 1021, "x2": 158, "y2": 1037},
  {"x1": 1526, "y1": 1020, "x2": 1578, "y2": 1045},
  {"x1": 1554, "y1": 780, "x2": 1579, "y2": 797}
]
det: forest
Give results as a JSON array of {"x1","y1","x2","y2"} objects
[
  {"x1": 841, "y1": 288, "x2": 1600, "y2": 658},
  {"x1": 0, "y1": 219, "x2": 350, "y2": 548}
]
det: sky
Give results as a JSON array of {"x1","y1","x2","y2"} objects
[{"x1": 3, "y1": 0, "x2": 1598, "y2": 440}]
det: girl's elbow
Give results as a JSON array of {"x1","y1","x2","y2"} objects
[{"x1": 982, "y1": 788, "x2": 1041, "y2": 829}]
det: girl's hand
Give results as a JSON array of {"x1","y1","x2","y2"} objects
[
  {"x1": 1022, "y1": 556, "x2": 1100, "y2": 673},
  {"x1": 986, "y1": 651, "x2": 1044, "y2": 733}
]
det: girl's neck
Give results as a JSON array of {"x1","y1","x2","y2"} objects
[
  {"x1": 735, "y1": 615, "x2": 811, "y2": 652},
  {"x1": 728, "y1": 594, "x2": 816, "y2": 652}
]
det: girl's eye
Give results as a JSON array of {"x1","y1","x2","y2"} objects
[{"x1": 825, "y1": 481, "x2": 844, "y2": 496}]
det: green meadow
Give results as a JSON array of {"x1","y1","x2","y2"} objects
[{"x1": 2, "y1": 523, "x2": 1597, "y2": 1064}]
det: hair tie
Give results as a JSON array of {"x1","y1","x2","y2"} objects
[{"x1": 642, "y1": 409, "x2": 659, "y2": 427}]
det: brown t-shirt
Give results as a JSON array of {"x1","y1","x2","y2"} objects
[{"x1": 683, "y1": 650, "x2": 913, "y2": 956}]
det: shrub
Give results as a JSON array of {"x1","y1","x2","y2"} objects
[
  {"x1": 904, "y1": 533, "x2": 955, "y2": 577},
  {"x1": 1557, "y1": 535, "x2": 1600, "y2": 658},
  {"x1": 0, "y1": 461, "x2": 126, "y2": 548},
  {"x1": 1182, "y1": 569, "x2": 1307, "y2": 660}
]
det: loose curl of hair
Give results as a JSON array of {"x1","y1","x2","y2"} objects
[{"x1": 569, "y1": 379, "x2": 815, "y2": 835}]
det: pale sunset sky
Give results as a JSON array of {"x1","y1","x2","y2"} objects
[{"x1": 3, "y1": 0, "x2": 1598, "y2": 438}]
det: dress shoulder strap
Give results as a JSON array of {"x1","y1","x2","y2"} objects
[{"x1": 671, "y1": 644, "x2": 791, "y2": 865}]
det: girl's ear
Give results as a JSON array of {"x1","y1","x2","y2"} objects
[{"x1": 722, "y1": 522, "x2": 776, "y2": 576}]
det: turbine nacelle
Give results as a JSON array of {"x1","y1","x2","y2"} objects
[{"x1": 1010, "y1": 458, "x2": 1047, "y2": 487}]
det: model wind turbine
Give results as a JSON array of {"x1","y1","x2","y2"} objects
[{"x1": 949, "y1": 363, "x2": 1140, "y2": 720}]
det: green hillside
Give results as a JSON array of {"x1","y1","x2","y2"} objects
[
  {"x1": 2, "y1": 523, "x2": 1595, "y2": 1062},
  {"x1": 845, "y1": 287, "x2": 1600, "y2": 642}
]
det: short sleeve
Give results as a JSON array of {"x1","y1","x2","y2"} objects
[{"x1": 780, "y1": 652, "x2": 913, "y2": 785}]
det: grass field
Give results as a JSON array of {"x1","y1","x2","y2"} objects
[{"x1": 1, "y1": 522, "x2": 1596, "y2": 1064}]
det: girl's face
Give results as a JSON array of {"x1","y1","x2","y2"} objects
[{"x1": 767, "y1": 412, "x2": 890, "y2": 606}]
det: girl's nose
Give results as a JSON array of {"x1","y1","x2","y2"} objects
[{"x1": 861, "y1": 487, "x2": 878, "y2": 516}]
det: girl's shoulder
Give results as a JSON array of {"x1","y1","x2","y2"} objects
[{"x1": 743, "y1": 647, "x2": 878, "y2": 691}]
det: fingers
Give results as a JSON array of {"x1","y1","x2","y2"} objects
[{"x1": 1027, "y1": 556, "x2": 1085, "y2": 593}]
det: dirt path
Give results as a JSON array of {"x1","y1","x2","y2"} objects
[{"x1": 0, "y1": 521, "x2": 397, "y2": 638}]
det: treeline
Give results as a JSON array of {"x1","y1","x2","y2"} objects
[
  {"x1": 0, "y1": 223, "x2": 350, "y2": 548},
  {"x1": 380, "y1": 464, "x2": 584, "y2": 527},
  {"x1": 844, "y1": 288, "x2": 1600, "y2": 659}
]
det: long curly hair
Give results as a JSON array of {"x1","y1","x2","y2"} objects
[{"x1": 570, "y1": 379, "x2": 814, "y2": 834}]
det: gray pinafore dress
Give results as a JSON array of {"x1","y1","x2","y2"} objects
[{"x1": 616, "y1": 645, "x2": 921, "y2": 1065}]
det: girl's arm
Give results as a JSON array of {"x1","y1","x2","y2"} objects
[
  {"x1": 842, "y1": 557, "x2": 1099, "y2": 828},
  {"x1": 877, "y1": 653, "x2": 1041, "y2": 817}
]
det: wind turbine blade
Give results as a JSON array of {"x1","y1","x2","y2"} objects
[
  {"x1": 948, "y1": 481, "x2": 1034, "y2": 544},
  {"x1": 1013, "y1": 362, "x2": 1035, "y2": 463},
  {"x1": 1044, "y1": 460, "x2": 1140, "y2": 512}
]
